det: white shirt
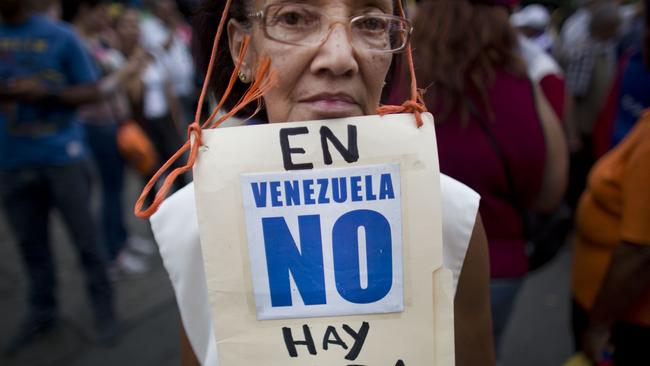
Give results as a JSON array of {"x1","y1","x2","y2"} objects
[
  {"x1": 518, "y1": 35, "x2": 563, "y2": 84},
  {"x1": 150, "y1": 175, "x2": 480, "y2": 365},
  {"x1": 141, "y1": 55, "x2": 170, "y2": 119}
]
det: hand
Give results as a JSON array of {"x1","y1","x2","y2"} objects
[
  {"x1": 119, "y1": 49, "x2": 148, "y2": 82},
  {"x1": 582, "y1": 324, "x2": 612, "y2": 364}
]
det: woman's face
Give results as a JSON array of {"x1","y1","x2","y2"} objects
[
  {"x1": 116, "y1": 9, "x2": 141, "y2": 48},
  {"x1": 228, "y1": 0, "x2": 395, "y2": 123},
  {"x1": 82, "y1": 4, "x2": 109, "y2": 33}
]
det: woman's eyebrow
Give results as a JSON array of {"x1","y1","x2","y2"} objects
[
  {"x1": 349, "y1": 0, "x2": 393, "y2": 13},
  {"x1": 265, "y1": 0, "x2": 319, "y2": 5},
  {"x1": 265, "y1": 0, "x2": 393, "y2": 13}
]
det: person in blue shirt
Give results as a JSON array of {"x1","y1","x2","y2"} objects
[
  {"x1": 612, "y1": 50, "x2": 650, "y2": 146},
  {"x1": 612, "y1": 1, "x2": 650, "y2": 146},
  {"x1": 0, "y1": 0, "x2": 117, "y2": 355}
]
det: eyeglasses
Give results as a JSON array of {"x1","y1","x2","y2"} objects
[{"x1": 248, "y1": 3, "x2": 413, "y2": 54}]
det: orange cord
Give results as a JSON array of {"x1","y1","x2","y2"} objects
[
  {"x1": 376, "y1": 0, "x2": 427, "y2": 127},
  {"x1": 134, "y1": 0, "x2": 267, "y2": 219},
  {"x1": 134, "y1": 0, "x2": 424, "y2": 219}
]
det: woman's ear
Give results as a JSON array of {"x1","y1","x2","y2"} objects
[{"x1": 227, "y1": 19, "x2": 254, "y2": 79}]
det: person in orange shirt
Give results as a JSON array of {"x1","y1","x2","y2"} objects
[{"x1": 572, "y1": 7, "x2": 650, "y2": 361}]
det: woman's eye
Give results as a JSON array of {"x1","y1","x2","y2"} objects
[
  {"x1": 278, "y1": 11, "x2": 302, "y2": 25},
  {"x1": 358, "y1": 17, "x2": 387, "y2": 32},
  {"x1": 273, "y1": 9, "x2": 317, "y2": 27}
]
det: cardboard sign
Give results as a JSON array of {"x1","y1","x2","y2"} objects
[{"x1": 193, "y1": 113, "x2": 454, "y2": 365}]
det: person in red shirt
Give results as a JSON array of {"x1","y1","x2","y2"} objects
[{"x1": 410, "y1": 0, "x2": 568, "y2": 355}]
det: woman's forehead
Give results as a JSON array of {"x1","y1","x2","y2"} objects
[{"x1": 251, "y1": 0, "x2": 394, "y2": 14}]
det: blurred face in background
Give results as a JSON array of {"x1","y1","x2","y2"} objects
[
  {"x1": 116, "y1": 9, "x2": 141, "y2": 52},
  {"x1": 79, "y1": 3, "x2": 109, "y2": 33},
  {"x1": 152, "y1": 0, "x2": 180, "y2": 26},
  {"x1": 589, "y1": 2, "x2": 622, "y2": 41},
  {"x1": 227, "y1": 0, "x2": 399, "y2": 123}
]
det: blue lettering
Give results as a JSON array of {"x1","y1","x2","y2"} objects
[
  {"x1": 317, "y1": 179, "x2": 330, "y2": 204},
  {"x1": 332, "y1": 178, "x2": 348, "y2": 203},
  {"x1": 365, "y1": 175, "x2": 377, "y2": 201},
  {"x1": 332, "y1": 210, "x2": 393, "y2": 304},
  {"x1": 262, "y1": 216, "x2": 326, "y2": 307},
  {"x1": 251, "y1": 182, "x2": 268, "y2": 208},
  {"x1": 270, "y1": 181, "x2": 283, "y2": 207},
  {"x1": 379, "y1": 174, "x2": 395, "y2": 200},
  {"x1": 303, "y1": 179, "x2": 316, "y2": 205},
  {"x1": 284, "y1": 180, "x2": 301, "y2": 206},
  {"x1": 351, "y1": 176, "x2": 363, "y2": 202}
]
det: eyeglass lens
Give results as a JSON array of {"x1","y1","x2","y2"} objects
[{"x1": 262, "y1": 3, "x2": 409, "y2": 52}]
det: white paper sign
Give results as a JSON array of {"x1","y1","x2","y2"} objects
[
  {"x1": 194, "y1": 113, "x2": 455, "y2": 366},
  {"x1": 241, "y1": 163, "x2": 404, "y2": 320}
]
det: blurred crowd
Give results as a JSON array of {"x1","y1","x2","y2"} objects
[
  {"x1": 1, "y1": 0, "x2": 198, "y2": 356},
  {"x1": 1, "y1": 0, "x2": 649, "y2": 364},
  {"x1": 401, "y1": 0, "x2": 650, "y2": 364}
]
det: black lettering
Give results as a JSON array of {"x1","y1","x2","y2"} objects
[
  {"x1": 280, "y1": 127, "x2": 314, "y2": 171},
  {"x1": 320, "y1": 125, "x2": 359, "y2": 165},
  {"x1": 322, "y1": 326, "x2": 348, "y2": 351},
  {"x1": 342, "y1": 322, "x2": 370, "y2": 361},
  {"x1": 282, "y1": 325, "x2": 317, "y2": 357}
]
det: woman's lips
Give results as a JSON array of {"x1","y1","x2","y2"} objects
[{"x1": 299, "y1": 93, "x2": 362, "y2": 118}]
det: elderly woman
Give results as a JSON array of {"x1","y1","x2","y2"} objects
[{"x1": 151, "y1": 1, "x2": 495, "y2": 365}]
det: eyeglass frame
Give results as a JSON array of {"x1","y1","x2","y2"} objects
[{"x1": 245, "y1": 3, "x2": 414, "y2": 54}]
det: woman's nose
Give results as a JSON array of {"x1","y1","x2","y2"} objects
[{"x1": 309, "y1": 24, "x2": 359, "y2": 77}]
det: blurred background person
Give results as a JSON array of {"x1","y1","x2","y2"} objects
[
  {"x1": 513, "y1": 3, "x2": 568, "y2": 124},
  {"x1": 558, "y1": 0, "x2": 603, "y2": 55},
  {"x1": 611, "y1": 0, "x2": 650, "y2": 145},
  {"x1": 62, "y1": 0, "x2": 153, "y2": 277},
  {"x1": 572, "y1": 111, "x2": 650, "y2": 364},
  {"x1": 113, "y1": 6, "x2": 188, "y2": 193},
  {"x1": 410, "y1": 0, "x2": 568, "y2": 356},
  {"x1": 571, "y1": 10, "x2": 650, "y2": 359},
  {"x1": 591, "y1": 1, "x2": 650, "y2": 161},
  {"x1": 561, "y1": 1, "x2": 622, "y2": 210},
  {"x1": 32, "y1": 0, "x2": 62, "y2": 20},
  {"x1": 512, "y1": 3, "x2": 556, "y2": 53},
  {"x1": 511, "y1": 1, "x2": 572, "y2": 272},
  {"x1": 0, "y1": 0, "x2": 116, "y2": 355},
  {"x1": 141, "y1": 0, "x2": 196, "y2": 127}
]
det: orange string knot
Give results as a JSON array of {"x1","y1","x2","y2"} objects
[
  {"x1": 187, "y1": 122, "x2": 203, "y2": 147},
  {"x1": 377, "y1": 99, "x2": 428, "y2": 128}
]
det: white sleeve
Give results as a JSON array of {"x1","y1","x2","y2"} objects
[
  {"x1": 150, "y1": 183, "x2": 218, "y2": 366},
  {"x1": 440, "y1": 174, "x2": 481, "y2": 296}
]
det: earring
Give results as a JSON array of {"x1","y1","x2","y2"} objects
[{"x1": 238, "y1": 71, "x2": 250, "y2": 83}]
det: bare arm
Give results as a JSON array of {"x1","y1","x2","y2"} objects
[
  {"x1": 180, "y1": 323, "x2": 201, "y2": 366},
  {"x1": 583, "y1": 242, "x2": 650, "y2": 363},
  {"x1": 5, "y1": 81, "x2": 110, "y2": 107},
  {"x1": 454, "y1": 214, "x2": 495, "y2": 366},
  {"x1": 5, "y1": 51, "x2": 144, "y2": 107},
  {"x1": 531, "y1": 84, "x2": 569, "y2": 213},
  {"x1": 165, "y1": 80, "x2": 184, "y2": 130}
]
